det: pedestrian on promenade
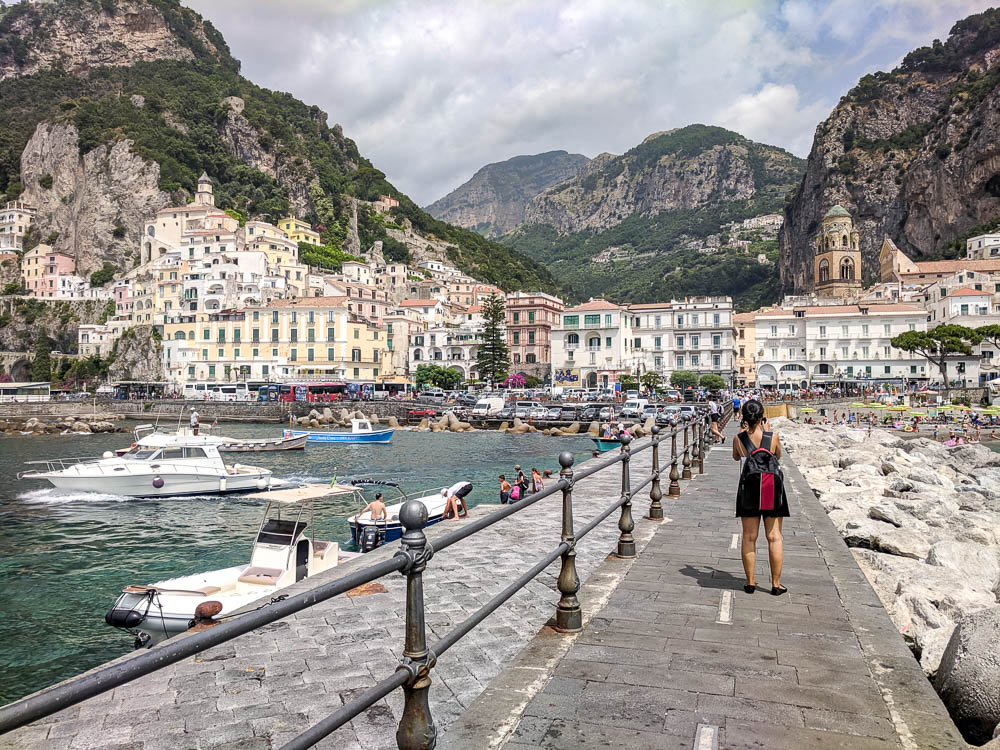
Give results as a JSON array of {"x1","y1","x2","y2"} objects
[
  {"x1": 514, "y1": 465, "x2": 528, "y2": 498},
  {"x1": 530, "y1": 467, "x2": 543, "y2": 493},
  {"x1": 732, "y1": 399, "x2": 789, "y2": 596},
  {"x1": 499, "y1": 475, "x2": 511, "y2": 504},
  {"x1": 709, "y1": 398, "x2": 723, "y2": 443}
]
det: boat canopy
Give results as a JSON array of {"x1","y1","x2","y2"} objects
[{"x1": 257, "y1": 483, "x2": 359, "y2": 504}]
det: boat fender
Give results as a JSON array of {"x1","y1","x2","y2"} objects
[
  {"x1": 105, "y1": 607, "x2": 146, "y2": 629},
  {"x1": 103, "y1": 451, "x2": 114, "y2": 459},
  {"x1": 152, "y1": 476, "x2": 164, "y2": 489},
  {"x1": 256, "y1": 478, "x2": 267, "y2": 490}
]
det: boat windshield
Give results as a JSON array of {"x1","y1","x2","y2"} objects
[{"x1": 123, "y1": 448, "x2": 159, "y2": 460}]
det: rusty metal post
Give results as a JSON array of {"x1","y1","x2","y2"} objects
[
  {"x1": 554, "y1": 451, "x2": 581, "y2": 632},
  {"x1": 668, "y1": 427, "x2": 680, "y2": 496},
  {"x1": 682, "y1": 424, "x2": 692, "y2": 480},
  {"x1": 648, "y1": 425, "x2": 663, "y2": 519},
  {"x1": 616, "y1": 433, "x2": 635, "y2": 558},
  {"x1": 395, "y1": 501, "x2": 436, "y2": 750}
]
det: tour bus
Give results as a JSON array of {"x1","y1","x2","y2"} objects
[
  {"x1": 182, "y1": 382, "x2": 250, "y2": 401},
  {"x1": 258, "y1": 384, "x2": 280, "y2": 402},
  {"x1": 302, "y1": 382, "x2": 349, "y2": 402}
]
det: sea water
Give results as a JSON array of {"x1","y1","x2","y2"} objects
[{"x1": 0, "y1": 424, "x2": 593, "y2": 704}]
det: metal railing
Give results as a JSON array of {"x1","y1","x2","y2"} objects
[{"x1": 0, "y1": 406, "x2": 732, "y2": 749}]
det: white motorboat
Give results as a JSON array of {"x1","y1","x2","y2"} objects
[
  {"x1": 347, "y1": 480, "x2": 450, "y2": 552},
  {"x1": 105, "y1": 484, "x2": 363, "y2": 647},
  {"x1": 18, "y1": 429, "x2": 276, "y2": 498}
]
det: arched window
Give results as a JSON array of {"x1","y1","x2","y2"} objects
[
  {"x1": 818, "y1": 259, "x2": 830, "y2": 283},
  {"x1": 413, "y1": 349, "x2": 422, "y2": 361},
  {"x1": 842, "y1": 234, "x2": 848, "y2": 247},
  {"x1": 147, "y1": 226, "x2": 154, "y2": 237},
  {"x1": 588, "y1": 336, "x2": 600, "y2": 349},
  {"x1": 567, "y1": 333, "x2": 579, "y2": 345},
  {"x1": 175, "y1": 330, "x2": 186, "y2": 340},
  {"x1": 840, "y1": 258, "x2": 855, "y2": 280}
]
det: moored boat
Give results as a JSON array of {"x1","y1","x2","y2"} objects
[
  {"x1": 283, "y1": 418, "x2": 393, "y2": 444},
  {"x1": 347, "y1": 480, "x2": 448, "y2": 551},
  {"x1": 218, "y1": 432, "x2": 308, "y2": 452},
  {"x1": 592, "y1": 436, "x2": 622, "y2": 452},
  {"x1": 105, "y1": 484, "x2": 363, "y2": 647}
]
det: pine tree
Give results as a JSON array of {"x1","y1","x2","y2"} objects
[
  {"x1": 30, "y1": 336, "x2": 52, "y2": 382},
  {"x1": 476, "y1": 294, "x2": 509, "y2": 386}
]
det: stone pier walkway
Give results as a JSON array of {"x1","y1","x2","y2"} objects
[{"x1": 443, "y1": 425, "x2": 965, "y2": 750}]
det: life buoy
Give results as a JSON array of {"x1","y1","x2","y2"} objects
[{"x1": 903, "y1": 427, "x2": 914, "y2": 432}]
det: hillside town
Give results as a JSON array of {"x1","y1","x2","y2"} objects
[{"x1": 3, "y1": 185, "x2": 1000, "y2": 395}]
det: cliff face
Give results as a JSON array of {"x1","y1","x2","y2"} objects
[
  {"x1": 780, "y1": 8, "x2": 1000, "y2": 292},
  {"x1": 425, "y1": 151, "x2": 589, "y2": 237},
  {"x1": 20, "y1": 121, "x2": 171, "y2": 275},
  {"x1": 522, "y1": 126, "x2": 803, "y2": 235},
  {"x1": 0, "y1": 0, "x2": 229, "y2": 81},
  {"x1": 107, "y1": 325, "x2": 164, "y2": 382}
]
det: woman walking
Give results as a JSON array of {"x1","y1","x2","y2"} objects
[{"x1": 732, "y1": 400, "x2": 789, "y2": 595}]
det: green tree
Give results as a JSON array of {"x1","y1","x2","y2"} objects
[
  {"x1": 670, "y1": 369, "x2": 698, "y2": 389},
  {"x1": 2, "y1": 281, "x2": 26, "y2": 295},
  {"x1": 891, "y1": 325, "x2": 980, "y2": 389},
  {"x1": 618, "y1": 374, "x2": 638, "y2": 392},
  {"x1": 30, "y1": 336, "x2": 52, "y2": 382},
  {"x1": 476, "y1": 294, "x2": 509, "y2": 386},
  {"x1": 89, "y1": 262, "x2": 117, "y2": 287},
  {"x1": 976, "y1": 324, "x2": 1000, "y2": 352},
  {"x1": 639, "y1": 371, "x2": 662, "y2": 394},
  {"x1": 699, "y1": 373, "x2": 726, "y2": 390},
  {"x1": 414, "y1": 363, "x2": 463, "y2": 389}
]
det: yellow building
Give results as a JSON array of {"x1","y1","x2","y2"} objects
[
  {"x1": 733, "y1": 311, "x2": 757, "y2": 387},
  {"x1": 278, "y1": 217, "x2": 323, "y2": 247},
  {"x1": 161, "y1": 296, "x2": 392, "y2": 385},
  {"x1": 814, "y1": 205, "x2": 862, "y2": 298}
]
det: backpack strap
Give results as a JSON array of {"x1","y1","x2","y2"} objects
[
  {"x1": 760, "y1": 432, "x2": 773, "y2": 452},
  {"x1": 737, "y1": 431, "x2": 755, "y2": 457}
]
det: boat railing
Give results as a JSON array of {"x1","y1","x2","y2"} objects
[
  {"x1": 17, "y1": 457, "x2": 106, "y2": 476},
  {"x1": 0, "y1": 405, "x2": 733, "y2": 749}
]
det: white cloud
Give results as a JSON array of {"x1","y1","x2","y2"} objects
[{"x1": 185, "y1": 0, "x2": 993, "y2": 204}]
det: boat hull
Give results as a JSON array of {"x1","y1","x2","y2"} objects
[
  {"x1": 348, "y1": 514, "x2": 445, "y2": 545},
  {"x1": 219, "y1": 434, "x2": 308, "y2": 452},
  {"x1": 36, "y1": 470, "x2": 272, "y2": 498},
  {"x1": 592, "y1": 437, "x2": 622, "y2": 452},
  {"x1": 282, "y1": 428, "x2": 393, "y2": 444}
]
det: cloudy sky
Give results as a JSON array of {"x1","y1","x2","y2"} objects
[{"x1": 186, "y1": 0, "x2": 992, "y2": 206}]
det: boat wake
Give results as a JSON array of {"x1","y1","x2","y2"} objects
[{"x1": 17, "y1": 488, "x2": 131, "y2": 505}]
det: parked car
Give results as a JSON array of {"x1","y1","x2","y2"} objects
[
  {"x1": 497, "y1": 405, "x2": 516, "y2": 420},
  {"x1": 581, "y1": 405, "x2": 616, "y2": 421},
  {"x1": 527, "y1": 406, "x2": 550, "y2": 420},
  {"x1": 656, "y1": 406, "x2": 682, "y2": 426},
  {"x1": 514, "y1": 400, "x2": 543, "y2": 418},
  {"x1": 545, "y1": 407, "x2": 562, "y2": 420},
  {"x1": 677, "y1": 405, "x2": 698, "y2": 421},
  {"x1": 641, "y1": 405, "x2": 661, "y2": 420},
  {"x1": 664, "y1": 389, "x2": 681, "y2": 402},
  {"x1": 408, "y1": 408, "x2": 439, "y2": 418},
  {"x1": 421, "y1": 389, "x2": 446, "y2": 404},
  {"x1": 620, "y1": 399, "x2": 649, "y2": 419},
  {"x1": 457, "y1": 392, "x2": 478, "y2": 406}
]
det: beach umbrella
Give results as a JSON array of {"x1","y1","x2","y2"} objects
[
  {"x1": 800, "y1": 407, "x2": 817, "y2": 413},
  {"x1": 850, "y1": 402, "x2": 867, "y2": 408},
  {"x1": 870, "y1": 404, "x2": 887, "y2": 409},
  {"x1": 888, "y1": 405, "x2": 908, "y2": 411},
  {"x1": 906, "y1": 410, "x2": 927, "y2": 416}
]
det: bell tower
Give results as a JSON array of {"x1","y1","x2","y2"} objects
[
  {"x1": 195, "y1": 171, "x2": 215, "y2": 207},
  {"x1": 813, "y1": 205, "x2": 861, "y2": 298}
]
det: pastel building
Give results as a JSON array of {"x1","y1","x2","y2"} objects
[
  {"x1": 0, "y1": 200, "x2": 35, "y2": 251},
  {"x1": 21, "y1": 244, "x2": 75, "y2": 298},
  {"x1": 278, "y1": 216, "x2": 322, "y2": 247},
  {"x1": 506, "y1": 291, "x2": 564, "y2": 381},
  {"x1": 550, "y1": 299, "x2": 633, "y2": 389}
]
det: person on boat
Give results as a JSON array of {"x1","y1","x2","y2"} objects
[
  {"x1": 499, "y1": 475, "x2": 512, "y2": 504},
  {"x1": 189, "y1": 407, "x2": 200, "y2": 436},
  {"x1": 360, "y1": 493, "x2": 387, "y2": 522},
  {"x1": 443, "y1": 481, "x2": 473, "y2": 520},
  {"x1": 602, "y1": 423, "x2": 613, "y2": 438}
]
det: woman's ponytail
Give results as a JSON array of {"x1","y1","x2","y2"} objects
[{"x1": 740, "y1": 399, "x2": 764, "y2": 431}]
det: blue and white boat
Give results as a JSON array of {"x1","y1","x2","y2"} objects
[
  {"x1": 347, "y1": 480, "x2": 449, "y2": 551},
  {"x1": 283, "y1": 418, "x2": 393, "y2": 444}
]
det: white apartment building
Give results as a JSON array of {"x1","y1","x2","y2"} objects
[
  {"x1": 966, "y1": 233, "x2": 1000, "y2": 260},
  {"x1": 408, "y1": 324, "x2": 484, "y2": 381},
  {"x1": 551, "y1": 299, "x2": 633, "y2": 390},
  {"x1": 667, "y1": 298, "x2": 736, "y2": 384},
  {"x1": 0, "y1": 200, "x2": 35, "y2": 251},
  {"x1": 754, "y1": 304, "x2": 932, "y2": 388},
  {"x1": 925, "y1": 280, "x2": 1000, "y2": 384}
]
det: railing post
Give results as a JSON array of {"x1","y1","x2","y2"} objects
[
  {"x1": 691, "y1": 420, "x2": 701, "y2": 475},
  {"x1": 668, "y1": 427, "x2": 680, "y2": 496},
  {"x1": 616, "y1": 433, "x2": 636, "y2": 558},
  {"x1": 554, "y1": 451, "x2": 581, "y2": 632},
  {"x1": 697, "y1": 418, "x2": 706, "y2": 474},
  {"x1": 682, "y1": 424, "x2": 692, "y2": 480},
  {"x1": 395, "y1": 502, "x2": 436, "y2": 750},
  {"x1": 648, "y1": 425, "x2": 663, "y2": 520}
]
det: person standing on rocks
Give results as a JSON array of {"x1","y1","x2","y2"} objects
[{"x1": 732, "y1": 399, "x2": 789, "y2": 596}]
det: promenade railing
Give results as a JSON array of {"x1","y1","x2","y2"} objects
[{"x1": 0, "y1": 406, "x2": 731, "y2": 749}]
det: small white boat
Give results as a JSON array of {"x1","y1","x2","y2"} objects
[
  {"x1": 347, "y1": 480, "x2": 450, "y2": 551},
  {"x1": 18, "y1": 429, "x2": 276, "y2": 498},
  {"x1": 105, "y1": 484, "x2": 363, "y2": 647}
]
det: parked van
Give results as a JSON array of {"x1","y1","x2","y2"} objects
[
  {"x1": 620, "y1": 399, "x2": 649, "y2": 419},
  {"x1": 625, "y1": 389, "x2": 639, "y2": 400},
  {"x1": 422, "y1": 389, "x2": 446, "y2": 404},
  {"x1": 514, "y1": 400, "x2": 543, "y2": 418},
  {"x1": 472, "y1": 397, "x2": 505, "y2": 417}
]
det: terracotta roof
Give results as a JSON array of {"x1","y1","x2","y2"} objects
[
  {"x1": 733, "y1": 312, "x2": 757, "y2": 323},
  {"x1": 399, "y1": 299, "x2": 436, "y2": 308},
  {"x1": 946, "y1": 287, "x2": 990, "y2": 297},
  {"x1": 910, "y1": 259, "x2": 1000, "y2": 274},
  {"x1": 264, "y1": 295, "x2": 347, "y2": 308},
  {"x1": 466, "y1": 305, "x2": 483, "y2": 314},
  {"x1": 627, "y1": 302, "x2": 672, "y2": 310},
  {"x1": 565, "y1": 299, "x2": 621, "y2": 312}
]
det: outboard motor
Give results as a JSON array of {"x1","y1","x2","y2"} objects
[{"x1": 358, "y1": 524, "x2": 384, "y2": 553}]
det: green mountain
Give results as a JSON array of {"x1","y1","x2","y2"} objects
[
  {"x1": 501, "y1": 125, "x2": 805, "y2": 310},
  {"x1": 0, "y1": 0, "x2": 560, "y2": 294}
]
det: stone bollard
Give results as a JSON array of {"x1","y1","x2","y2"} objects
[
  {"x1": 554, "y1": 451, "x2": 581, "y2": 632},
  {"x1": 648, "y1": 425, "x2": 663, "y2": 520},
  {"x1": 616, "y1": 433, "x2": 636, "y2": 558},
  {"x1": 682, "y1": 424, "x2": 692, "y2": 480},
  {"x1": 669, "y1": 427, "x2": 681, "y2": 497}
]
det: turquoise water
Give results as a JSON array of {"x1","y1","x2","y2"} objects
[{"x1": 0, "y1": 424, "x2": 593, "y2": 704}]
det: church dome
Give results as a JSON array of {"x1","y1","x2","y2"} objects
[{"x1": 824, "y1": 204, "x2": 851, "y2": 219}]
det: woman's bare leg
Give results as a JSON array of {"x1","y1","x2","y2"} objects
[
  {"x1": 763, "y1": 516, "x2": 784, "y2": 588},
  {"x1": 740, "y1": 517, "x2": 760, "y2": 587}
]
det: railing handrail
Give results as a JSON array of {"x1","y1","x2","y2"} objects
[{"x1": 0, "y1": 405, "x2": 731, "y2": 749}]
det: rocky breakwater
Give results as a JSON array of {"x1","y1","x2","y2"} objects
[
  {"x1": 293, "y1": 407, "x2": 401, "y2": 431},
  {"x1": 0, "y1": 416, "x2": 121, "y2": 434},
  {"x1": 777, "y1": 419, "x2": 1000, "y2": 744}
]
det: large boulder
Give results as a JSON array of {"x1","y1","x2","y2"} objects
[
  {"x1": 587, "y1": 421, "x2": 600, "y2": 437},
  {"x1": 386, "y1": 416, "x2": 400, "y2": 429},
  {"x1": 322, "y1": 407, "x2": 334, "y2": 422},
  {"x1": 417, "y1": 418, "x2": 429, "y2": 430},
  {"x1": 89, "y1": 421, "x2": 116, "y2": 433},
  {"x1": 562, "y1": 421, "x2": 580, "y2": 435},
  {"x1": 927, "y1": 540, "x2": 1000, "y2": 592},
  {"x1": 71, "y1": 421, "x2": 92, "y2": 433},
  {"x1": 935, "y1": 606, "x2": 1000, "y2": 743}
]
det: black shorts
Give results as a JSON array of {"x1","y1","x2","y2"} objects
[
  {"x1": 455, "y1": 483, "x2": 473, "y2": 498},
  {"x1": 711, "y1": 413, "x2": 720, "y2": 423}
]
